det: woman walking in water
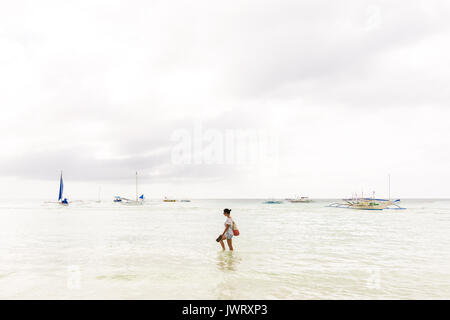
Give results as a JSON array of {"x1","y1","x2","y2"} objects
[{"x1": 219, "y1": 208, "x2": 234, "y2": 251}]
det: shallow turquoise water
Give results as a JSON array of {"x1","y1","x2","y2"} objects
[{"x1": 0, "y1": 199, "x2": 449, "y2": 299}]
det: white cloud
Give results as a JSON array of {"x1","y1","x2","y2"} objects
[{"x1": 1, "y1": 0, "x2": 449, "y2": 199}]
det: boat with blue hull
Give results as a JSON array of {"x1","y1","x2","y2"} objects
[{"x1": 263, "y1": 199, "x2": 283, "y2": 204}]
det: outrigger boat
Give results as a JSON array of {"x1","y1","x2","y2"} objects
[
  {"x1": 163, "y1": 197, "x2": 177, "y2": 202},
  {"x1": 289, "y1": 196, "x2": 312, "y2": 203},
  {"x1": 328, "y1": 197, "x2": 404, "y2": 210},
  {"x1": 327, "y1": 175, "x2": 405, "y2": 211}
]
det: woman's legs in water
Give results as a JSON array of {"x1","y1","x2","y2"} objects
[
  {"x1": 220, "y1": 235, "x2": 233, "y2": 251},
  {"x1": 219, "y1": 235, "x2": 226, "y2": 250},
  {"x1": 226, "y1": 239, "x2": 233, "y2": 251}
]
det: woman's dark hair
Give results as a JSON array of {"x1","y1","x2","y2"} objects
[{"x1": 223, "y1": 208, "x2": 231, "y2": 214}]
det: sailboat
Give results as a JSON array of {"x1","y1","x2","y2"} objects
[
  {"x1": 116, "y1": 172, "x2": 144, "y2": 205},
  {"x1": 58, "y1": 171, "x2": 69, "y2": 205}
]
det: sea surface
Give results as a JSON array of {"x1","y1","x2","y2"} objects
[{"x1": 0, "y1": 199, "x2": 449, "y2": 299}]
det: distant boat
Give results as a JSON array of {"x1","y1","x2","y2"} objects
[
  {"x1": 263, "y1": 199, "x2": 283, "y2": 204},
  {"x1": 163, "y1": 197, "x2": 176, "y2": 202},
  {"x1": 58, "y1": 171, "x2": 69, "y2": 205},
  {"x1": 289, "y1": 196, "x2": 312, "y2": 203},
  {"x1": 328, "y1": 197, "x2": 404, "y2": 210},
  {"x1": 180, "y1": 199, "x2": 191, "y2": 202},
  {"x1": 113, "y1": 196, "x2": 123, "y2": 203},
  {"x1": 327, "y1": 177, "x2": 405, "y2": 211},
  {"x1": 114, "y1": 172, "x2": 144, "y2": 205}
]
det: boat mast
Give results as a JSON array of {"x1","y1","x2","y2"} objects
[{"x1": 388, "y1": 174, "x2": 391, "y2": 200}]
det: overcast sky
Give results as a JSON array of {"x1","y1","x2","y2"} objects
[{"x1": 1, "y1": 0, "x2": 450, "y2": 199}]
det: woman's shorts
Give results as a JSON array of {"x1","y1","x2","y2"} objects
[{"x1": 225, "y1": 230, "x2": 233, "y2": 240}]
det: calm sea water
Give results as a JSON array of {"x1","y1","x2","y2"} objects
[{"x1": 0, "y1": 199, "x2": 449, "y2": 299}]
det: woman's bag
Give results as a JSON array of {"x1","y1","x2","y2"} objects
[{"x1": 232, "y1": 221, "x2": 240, "y2": 236}]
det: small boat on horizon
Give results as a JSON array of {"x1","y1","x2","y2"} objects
[
  {"x1": 263, "y1": 199, "x2": 283, "y2": 204},
  {"x1": 114, "y1": 172, "x2": 144, "y2": 205},
  {"x1": 163, "y1": 197, "x2": 177, "y2": 202},
  {"x1": 58, "y1": 171, "x2": 69, "y2": 205},
  {"x1": 113, "y1": 196, "x2": 124, "y2": 203},
  {"x1": 289, "y1": 196, "x2": 312, "y2": 203}
]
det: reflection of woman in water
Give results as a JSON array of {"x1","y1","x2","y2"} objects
[{"x1": 219, "y1": 208, "x2": 234, "y2": 251}]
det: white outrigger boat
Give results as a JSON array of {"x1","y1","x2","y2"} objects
[
  {"x1": 328, "y1": 197, "x2": 404, "y2": 210},
  {"x1": 289, "y1": 196, "x2": 312, "y2": 203},
  {"x1": 327, "y1": 175, "x2": 405, "y2": 211}
]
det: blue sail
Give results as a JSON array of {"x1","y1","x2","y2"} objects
[{"x1": 58, "y1": 173, "x2": 63, "y2": 201}]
